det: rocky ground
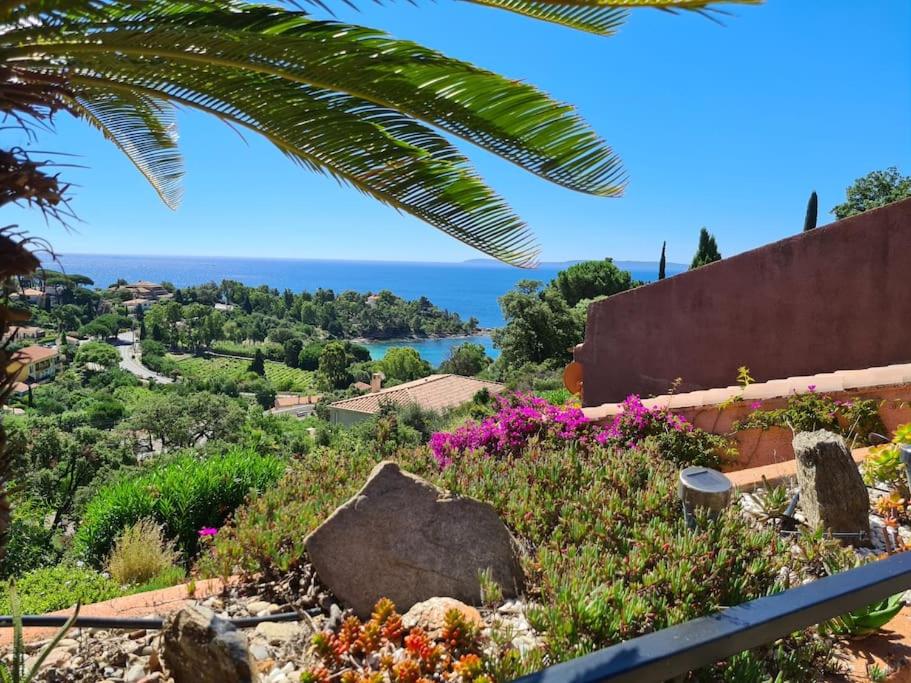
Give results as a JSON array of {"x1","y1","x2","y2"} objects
[{"x1": 8, "y1": 564, "x2": 541, "y2": 683}]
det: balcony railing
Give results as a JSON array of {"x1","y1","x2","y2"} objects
[{"x1": 513, "y1": 551, "x2": 911, "y2": 683}]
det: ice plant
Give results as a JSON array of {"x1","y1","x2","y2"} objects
[{"x1": 197, "y1": 527, "x2": 218, "y2": 537}]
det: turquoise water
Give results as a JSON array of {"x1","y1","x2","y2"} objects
[{"x1": 361, "y1": 335, "x2": 498, "y2": 366}]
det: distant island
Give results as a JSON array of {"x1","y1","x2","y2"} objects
[{"x1": 461, "y1": 257, "x2": 689, "y2": 271}]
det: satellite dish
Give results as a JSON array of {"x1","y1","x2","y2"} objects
[{"x1": 563, "y1": 361, "x2": 583, "y2": 395}]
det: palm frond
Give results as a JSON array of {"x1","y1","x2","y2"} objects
[
  {"x1": 70, "y1": 88, "x2": 183, "y2": 209},
  {"x1": 462, "y1": 0, "x2": 629, "y2": 34},
  {"x1": 7, "y1": 9, "x2": 626, "y2": 197},
  {"x1": 66, "y1": 66, "x2": 540, "y2": 266}
]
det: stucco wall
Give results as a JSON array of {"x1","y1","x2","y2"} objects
[{"x1": 576, "y1": 198, "x2": 911, "y2": 406}]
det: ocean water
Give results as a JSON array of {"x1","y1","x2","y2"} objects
[
  {"x1": 50, "y1": 253, "x2": 683, "y2": 364},
  {"x1": 362, "y1": 335, "x2": 499, "y2": 366}
]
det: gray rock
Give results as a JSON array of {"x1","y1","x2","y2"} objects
[
  {"x1": 253, "y1": 621, "x2": 303, "y2": 645},
  {"x1": 794, "y1": 430, "x2": 871, "y2": 544},
  {"x1": 161, "y1": 605, "x2": 257, "y2": 683},
  {"x1": 305, "y1": 461, "x2": 524, "y2": 618}
]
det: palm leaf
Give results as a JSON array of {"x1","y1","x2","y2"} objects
[
  {"x1": 7, "y1": 9, "x2": 626, "y2": 197},
  {"x1": 70, "y1": 88, "x2": 183, "y2": 209},
  {"x1": 64, "y1": 65, "x2": 540, "y2": 265}
]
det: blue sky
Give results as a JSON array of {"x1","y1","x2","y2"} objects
[{"x1": 7, "y1": 0, "x2": 910, "y2": 264}]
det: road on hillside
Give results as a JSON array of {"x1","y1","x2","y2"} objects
[{"x1": 115, "y1": 331, "x2": 173, "y2": 384}]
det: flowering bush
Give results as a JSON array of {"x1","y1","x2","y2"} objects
[
  {"x1": 430, "y1": 393, "x2": 725, "y2": 469},
  {"x1": 429, "y1": 393, "x2": 603, "y2": 467}
]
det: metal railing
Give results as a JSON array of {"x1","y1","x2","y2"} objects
[{"x1": 514, "y1": 551, "x2": 911, "y2": 683}]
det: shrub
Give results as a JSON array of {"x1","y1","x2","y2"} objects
[
  {"x1": 107, "y1": 518, "x2": 181, "y2": 586},
  {"x1": 0, "y1": 501, "x2": 58, "y2": 579},
  {"x1": 0, "y1": 565, "x2": 120, "y2": 614},
  {"x1": 202, "y1": 439, "x2": 840, "y2": 679},
  {"x1": 74, "y1": 449, "x2": 285, "y2": 565}
]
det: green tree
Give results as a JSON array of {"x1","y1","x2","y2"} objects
[
  {"x1": 831, "y1": 167, "x2": 911, "y2": 220},
  {"x1": 549, "y1": 258, "x2": 638, "y2": 307},
  {"x1": 380, "y1": 347, "x2": 432, "y2": 384},
  {"x1": 318, "y1": 341, "x2": 352, "y2": 391},
  {"x1": 658, "y1": 241, "x2": 666, "y2": 280},
  {"x1": 298, "y1": 342, "x2": 323, "y2": 371},
  {"x1": 74, "y1": 341, "x2": 120, "y2": 369},
  {"x1": 248, "y1": 348, "x2": 266, "y2": 377},
  {"x1": 803, "y1": 191, "x2": 818, "y2": 231},
  {"x1": 283, "y1": 338, "x2": 303, "y2": 369},
  {"x1": 492, "y1": 280, "x2": 580, "y2": 368},
  {"x1": 439, "y1": 343, "x2": 491, "y2": 377},
  {"x1": 690, "y1": 228, "x2": 721, "y2": 269}
]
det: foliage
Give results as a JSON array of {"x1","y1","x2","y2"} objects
[
  {"x1": 735, "y1": 390, "x2": 884, "y2": 447},
  {"x1": 439, "y1": 342, "x2": 492, "y2": 377},
  {"x1": 658, "y1": 241, "x2": 666, "y2": 280},
  {"x1": 318, "y1": 342, "x2": 353, "y2": 391},
  {"x1": 823, "y1": 592, "x2": 904, "y2": 639},
  {"x1": 831, "y1": 167, "x2": 911, "y2": 220},
  {"x1": 0, "y1": 501, "x2": 58, "y2": 579},
  {"x1": 491, "y1": 281, "x2": 581, "y2": 368},
  {"x1": 128, "y1": 390, "x2": 247, "y2": 451},
  {"x1": 803, "y1": 190, "x2": 818, "y2": 231},
  {"x1": 0, "y1": 565, "x2": 119, "y2": 614},
  {"x1": 106, "y1": 518, "x2": 181, "y2": 587},
  {"x1": 248, "y1": 348, "x2": 266, "y2": 376},
  {"x1": 690, "y1": 227, "x2": 721, "y2": 269},
  {"x1": 547, "y1": 258, "x2": 639, "y2": 308},
  {"x1": 206, "y1": 437, "x2": 844, "y2": 679},
  {"x1": 74, "y1": 449, "x2": 285, "y2": 565},
  {"x1": 379, "y1": 347, "x2": 432, "y2": 384},
  {"x1": 73, "y1": 341, "x2": 120, "y2": 369},
  {"x1": 862, "y1": 421, "x2": 911, "y2": 494}
]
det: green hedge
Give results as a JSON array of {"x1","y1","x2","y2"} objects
[{"x1": 74, "y1": 449, "x2": 285, "y2": 566}]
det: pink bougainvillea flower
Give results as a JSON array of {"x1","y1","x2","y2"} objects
[
  {"x1": 198, "y1": 527, "x2": 218, "y2": 537},
  {"x1": 750, "y1": 401, "x2": 762, "y2": 410}
]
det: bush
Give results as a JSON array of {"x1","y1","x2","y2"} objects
[
  {"x1": 0, "y1": 565, "x2": 120, "y2": 614},
  {"x1": 107, "y1": 518, "x2": 181, "y2": 586},
  {"x1": 0, "y1": 501, "x2": 58, "y2": 579},
  {"x1": 74, "y1": 449, "x2": 285, "y2": 565}
]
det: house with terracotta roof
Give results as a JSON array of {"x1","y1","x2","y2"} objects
[
  {"x1": 328, "y1": 373, "x2": 505, "y2": 426},
  {"x1": 7, "y1": 345, "x2": 59, "y2": 384},
  {"x1": 7, "y1": 325, "x2": 44, "y2": 342}
]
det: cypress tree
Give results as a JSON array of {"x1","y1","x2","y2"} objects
[
  {"x1": 249, "y1": 348, "x2": 266, "y2": 376},
  {"x1": 690, "y1": 228, "x2": 722, "y2": 270},
  {"x1": 658, "y1": 241, "x2": 667, "y2": 280},
  {"x1": 803, "y1": 191, "x2": 818, "y2": 232}
]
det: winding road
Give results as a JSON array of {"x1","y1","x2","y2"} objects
[{"x1": 115, "y1": 331, "x2": 173, "y2": 384}]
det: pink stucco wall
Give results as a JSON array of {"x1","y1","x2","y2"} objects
[{"x1": 575, "y1": 198, "x2": 911, "y2": 406}]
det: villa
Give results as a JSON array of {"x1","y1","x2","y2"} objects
[
  {"x1": 7, "y1": 345, "x2": 60, "y2": 385},
  {"x1": 328, "y1": 373, "x2": 505, "y2": 426}
]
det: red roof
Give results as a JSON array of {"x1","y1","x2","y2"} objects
[{"x1": 12, "y1": 345, "x2": 58, "y2": 364}]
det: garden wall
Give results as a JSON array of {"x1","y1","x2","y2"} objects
[{"x1": 575, "y1": 198, "x2": 911, "y2": 406}]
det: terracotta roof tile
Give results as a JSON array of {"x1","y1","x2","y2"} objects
[
  {"x1": 13, "y1": 345, "x2": 58, "y2": 364},
  {"x1": 329, "y1": 374, "x2": 505, "y2": 415}
]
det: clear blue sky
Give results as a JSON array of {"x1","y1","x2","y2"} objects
[{"x1": 8, "y1": 0, "x2": 910, "y2": 265}]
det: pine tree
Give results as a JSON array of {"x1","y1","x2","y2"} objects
[
  {"x1": 690, "y1": 228, "x2": 722, "y2": 269},
  {"x1": 658, "y1": 241, "x2": 667, "y2": 280},
  {"x1": 803, "y1": 191, "x2": 818, "y2": 231}
]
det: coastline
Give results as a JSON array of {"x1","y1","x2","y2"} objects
[{"x1": 349, "y1": 329, "x2": 495, "y2": 345}]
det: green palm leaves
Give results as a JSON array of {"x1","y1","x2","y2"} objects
[{"x1": 0, "y1": 0, "x2": 761, "y2": 265}]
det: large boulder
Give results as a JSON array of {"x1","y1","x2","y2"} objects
[
  {"x1": 793, "y1": 430, "x2": 871, "y2": 544},
  {"x1": 305, "y1": 461, "x2": 524, "y2": 618},
  {"x1": 161, "y1": 605, "x2": 257, "y2": 683}
]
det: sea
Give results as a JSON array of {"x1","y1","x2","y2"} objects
[{"x1": 50, "y1": 254, "x2": 684, "y2": 365}]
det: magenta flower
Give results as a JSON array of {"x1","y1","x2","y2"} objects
[
  {"x1": 807, "y1": 384, "x2": 817, "y2": 393},
  {"x1": 750, "y1": 401, "x2": 762, "y2": 410},
  {"x1": 198, "y1": 527, "x2": 218, "y2": 537}
]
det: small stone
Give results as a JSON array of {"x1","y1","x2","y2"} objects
[
  {"x1": 246, "y1": 600, "x2": 271, "y2": 615},
  {"x1": 402, "y1": 598, "x2": 483, "y2": 639},
  {"x1": 57, "y1": 638, "x2": 80, "y2": 651},
  {"x1": 125, "y1": 663, "x2": 147, "y2": 682},
  {"x1": 255, "y1": 659, "x2": 275, "y2": 674},
  {"x1": 249, "y1": 643, "x2": 271, "y2": 661},
  {"x1": 326, "y1": 604, "x2": 343, "y2": 632},
  {"x1": 254, "y1": 622, "x2": 302, "y2": 645},
  {"x1": 161, "y1": 605, "x2": 257, "y2": 683}
]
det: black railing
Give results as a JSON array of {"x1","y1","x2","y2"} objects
[{"x1": 514, "y1": 551, "x2": 911, "y2": 683}]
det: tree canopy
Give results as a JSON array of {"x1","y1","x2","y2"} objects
[
  {"x1": 548, "y1": 258, "x2": 639, "y2": 307},
  {"x1": 690, "y1": 228, "x2": 722, "y2": 269},
  {"x1": 831, "y1": 167, "x2": 911, "y2": 220}
]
